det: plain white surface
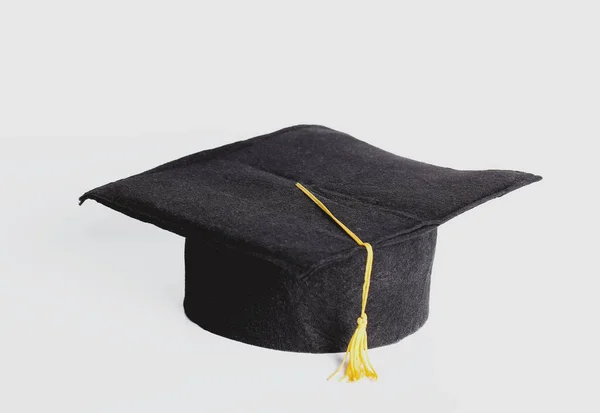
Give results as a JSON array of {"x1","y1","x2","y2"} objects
[{"x1": 1, "y1": 1, "x2": 598, "y2": 412}]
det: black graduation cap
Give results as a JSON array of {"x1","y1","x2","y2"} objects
[{"x1": 80, "y1": 125, "x2": 541, "y2": 382}]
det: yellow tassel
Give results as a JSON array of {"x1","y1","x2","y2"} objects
[
  {"x1": 295, "y1": 183, "x2": 378, "y2": 382},
  {"x1": 327, "y1": 313, "x2": 378, "y2": 382}
]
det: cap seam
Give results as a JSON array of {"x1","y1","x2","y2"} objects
[
  {"x1": 297, "y1": 173, "x2": 541, "y2": 280},
  {"x1": 81, "y1": 172, "x2": 539, "y2": 283}
]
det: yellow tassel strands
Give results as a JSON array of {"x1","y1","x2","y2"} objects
[{"x1": 295, "y1": 183, "x2": 378, "y2": 382}]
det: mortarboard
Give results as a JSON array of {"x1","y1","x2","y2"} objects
[{"x1": 79, "y1": 125, "x2": 541, "y2": 382}]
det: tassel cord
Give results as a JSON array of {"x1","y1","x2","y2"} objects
[{"x1": 295, "y1": 183, "x2": 378, "y2": 382}]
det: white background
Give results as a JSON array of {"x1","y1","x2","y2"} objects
[{"x1": 1, "y1": 1, "x2": 598, "y2": 412}]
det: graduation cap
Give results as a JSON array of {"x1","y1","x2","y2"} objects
[{"x1": 79, "y1": 125, "x2": 541, "y2": 382}]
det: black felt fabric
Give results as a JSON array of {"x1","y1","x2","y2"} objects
[
  {"x1": 184, "y1": 230, "x2": 437, "y2": 352},
  {"x1": 80, "y1": 124, "x2": 541, "y2": 353}
]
